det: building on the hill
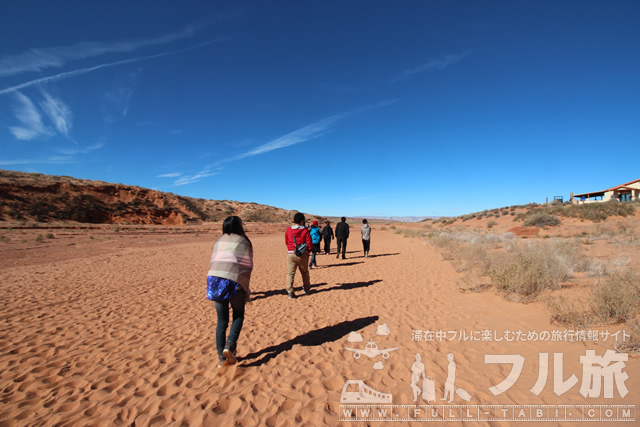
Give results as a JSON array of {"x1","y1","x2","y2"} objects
[{"x1": 571, "y1": 179, "x2": 640, "y2": 204}]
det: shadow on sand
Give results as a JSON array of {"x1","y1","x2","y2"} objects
[
  {"x1": 240, "y1": 315, "x2": 379, "y2": 367},
  {"x1": 251, "y1": 282, "x2": 328, "y2": 301},
  {"x1": 312, "y1": 279, "x2": 382, "y2": 296},
  {"x1": 323, "y1": 261, "x2": 364, "y2": 268}
]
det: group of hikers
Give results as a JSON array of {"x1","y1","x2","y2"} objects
[{"x1": 205, "y1": 213, "x2": 372, "y2": 367}]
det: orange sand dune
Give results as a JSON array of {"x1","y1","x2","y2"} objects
[{"x1": 0, "y1": 226, "x2": 637, "y2": 426}]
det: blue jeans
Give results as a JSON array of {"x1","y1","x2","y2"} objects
[{"x1": 214, "y1": 288, "x2": 245, "y2": 361}]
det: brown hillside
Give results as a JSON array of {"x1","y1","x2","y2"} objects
[{"x1": 0, "y1": 170, "x2": 323, "y2": 226}]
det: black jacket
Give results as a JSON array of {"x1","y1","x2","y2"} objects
[
  {"x1": 322, "y1": 225, "x2": 334, "y2": 239},
  {"x1": 335, "y1": 221, "x2": 350, "y2": 240}
]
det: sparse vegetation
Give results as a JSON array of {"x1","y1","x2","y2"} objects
[
  {"x1": 547, "y1": 270, "x2": 640, "y2": 336},
  {"x1": 487, "y1": 220, "x2": 497, "y2": 229},
  {"x1": 524, "y1": 213, "x2": 561, "y2": 228},
  {"x1": 429, "y1": 231, "x2": 590, "y2": 302},
  {"x1": 592, "y1": 270, "x2": 640, "y2": 324},
  {"x1": 35, "y1": 234, "x2": 43, "y2": 242}
]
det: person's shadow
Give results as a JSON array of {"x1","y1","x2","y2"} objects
[
  {"x1": 351, "y1": 252, "x2": 400, "y2": 259},
  {"x1": 312, "y1": 279, "x2": 382, "y2": 295},
  {"x1": 240, "y1": 316, "x2": 379, "y2": 367},
  {"x1": 250, "y1": 282, "x2": 329, "y2": 301},
  {"x1": 323, "y1": 261, "x2": 363, "y2": 268}
]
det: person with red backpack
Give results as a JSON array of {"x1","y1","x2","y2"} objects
[{"x1": 284, "y1": 212, "x2": 313, "y2": 299}]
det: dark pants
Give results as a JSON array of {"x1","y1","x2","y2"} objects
[
  {"x1": 362, "y1": 239, "x2": 370, "y2": 254},
  {"x1": 336, "y1": 238, "x2": 347, "y2": 257},
  {"x1": 214, "y1": 288, "x2": 245, "y2": 361},
  {"x1": 309, "y1": 243, "x2": 320, "y2": 267},
  {"x1": 323, "y1": 237, "x2": 331, "y2": 253}
]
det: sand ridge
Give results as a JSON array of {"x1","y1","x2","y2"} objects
[{"x1": 0, "y1": 227, "x2": 638, "y2": 426}]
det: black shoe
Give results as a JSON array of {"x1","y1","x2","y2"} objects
[
  {"x1": 288, "y1": 293, "x2": 295, "y2": 299},
  {"x1": 336, "y1": 254, "x2": 339, "y2": 259},
  {"x1": 342, "y1": 255, "x2": 346, "y2": 259},
  {"x1": 303, "y1": 289, "x2": 312, "y2": 295}
]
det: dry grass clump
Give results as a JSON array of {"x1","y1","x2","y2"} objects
[
  {"x1": 393, "y1": 228, "x2": 426, "y2": 238},
  {"x1": 524, "y1": 213, "x2": 561, "y2": 228},
  {"x1": 546, "y1": 296, "x2": 593, "y2": 328},
  {"x1": 547, "y1": 270, "x2": 640, "y2": 346},
  {"x1": 489, "y1": 243, "x2": 573, "y2": 301},
  {"x1": 430, "y1": 232, "x2": 589, "y2": 302},
  {"x1": 619, "y1": 316, "x2": 640, "y2": 352},
  {"x1": 592, "y1": 270, "x2": 640, "y2": 324}
]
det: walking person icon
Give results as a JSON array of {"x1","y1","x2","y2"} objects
[
  {"x1": 410, "y1": 353, "x2": 425, "y2": 402},
  {"x1": 442, "y1": 353, "x2": 456, "y2": 402}
]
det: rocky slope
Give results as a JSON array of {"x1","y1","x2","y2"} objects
[{"x1": 0, "y1": 170, "x2": 322, "y2": 225}]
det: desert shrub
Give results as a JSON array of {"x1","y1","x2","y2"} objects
[
  {"x1": 402, "y1": 229, "x2": 426, "y2": 238},
  {"x1": 0, "y1": 234, "x2": 9, "y2": 243},
  {"x1": 380, "y1": 226, "x2": 387, "y2": 231},
  {"x1": 546, "y1": 296, "x2": 593, "y2": 328},
  {"x1": 592, "y1": 270, "x2": 640, "y2": 324},
  {"x1": 619, "y1": 316, "x2": 640, "y2": 352},
  {"x1": 487, "y1": 220, "x2": 497, "y2": 229},
  {"x1": 585, "y1": 259, "x2": 608, "y2": 277},
  {"x1": 524, "y1": 213, "x2": 561, "y2": 228},
  {"x1": 45, "y1": 232, "x2": 54, "y2": 239},
  {"x1": 489, "y1": 243, "x2": 573, "y2": 300},
  {"x1": 456, "y1": 267, "x2": 492, "y2": 293},
  {"x1": 35, "y1": 234, "x2": 43, "y2": 242}
]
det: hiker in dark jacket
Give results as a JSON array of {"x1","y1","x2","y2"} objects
[
  {"x1": 335, "y1": 217, "x2": 350, "y2": 259},
  {"x1": 321, "y1": 221, "x2": 334, "y2": 255}
]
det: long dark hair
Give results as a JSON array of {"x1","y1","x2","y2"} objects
[{"x1": 222, "y1": 216, "x2": 252, "y2": 247}]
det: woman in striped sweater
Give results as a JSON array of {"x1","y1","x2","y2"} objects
[{"x1": 206, "y1": 216, "x2": 253, "y2": 367}]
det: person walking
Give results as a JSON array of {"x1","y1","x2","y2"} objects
[
  {"x1": 361, "y1": 219, "x2": 371, "y2": 257},
  {"x1": 308, "y1": 220, "x2": 322, "y2": 268},
  {"x1": 321, "y1": 220, "x2": 334, "y2": 255},
  {"x1": 285, "y1": 212, "x2": 313, "y2": 299},
  {"x1": 335, "y1": 216, "x2": 350, "y2": 259},
  {"x1": 206, "y1": 216, "x2": 253, "y2": 368}
]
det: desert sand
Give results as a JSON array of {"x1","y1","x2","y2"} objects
[{"x1": 0, "y1": 223, "x2": 638, "y2": 426}]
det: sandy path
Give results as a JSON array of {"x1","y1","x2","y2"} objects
[{"x1": 0, "y1": 228, "x2": 637, "y2": 426}]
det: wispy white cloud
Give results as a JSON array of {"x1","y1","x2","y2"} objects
[
  {"x1": 103, "y1": 69, "x2": 141, "y2": 123},
  {"x1": 230, "y1": 114, "x2": 345, "y2": 161},
  {"x1": 391, "y1": 51, "x2": 470, "y2": 82},
  {"x1": 8, "y1": 92, "x2": 53, "y2": 140},
  {"x1": 221, "y1": 100, "x2": 396, "y2": 164},
  {"x1": 56, "y1": 141, "x2": 104, "y2": 156},
  {"x1": 174, "y1": 170, "x2": 218, "y2": 186},
  {"x1": 0, "y1": 18, "x2": 224, "y2": 78},
  {"x1": 0, "y1": 155, "x2": 73, "y2": 166},
  {"x1": 39, "y1": 90, "x2": 72, "y2": 137},
  {"x1": 157, "y1": 172, "x2": 182, "y2": 178},
  {"x1": 0, "y1": 40, "x2": 222, "y2": 97},
  {"x1": 0, "y1": 140, "x2": 104, "y2": 166}
]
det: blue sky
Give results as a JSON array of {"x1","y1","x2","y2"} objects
[{"x1": 1, "y1": 1, "x2": 639, "y2": 217}]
